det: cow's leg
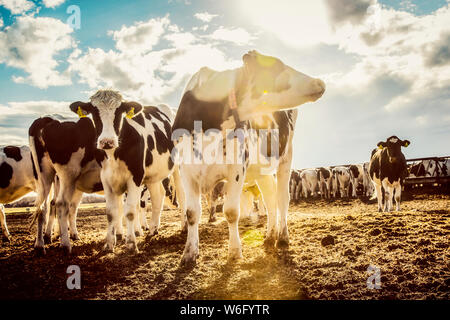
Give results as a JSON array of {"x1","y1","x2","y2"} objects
[
  {"x1": 139, "y1": 199, "x2": 149, "y2": 231},
  {"x1": 180, "y1": 176, "x2": 201, "y2": 266},
  {"x1": 115, "y1": 195, "x2": 124, "y2": 241},
  {"x1": 172, "y1": 166, "x2": 187, "y2": 231},
  {"x1": 382, "y1": 181, "x2": 392, "y2": 212},
  {"x1": 147, "y1": 181, "x2": 164, "y2": 237},
  {"x1": 104, "y1": 190, "x2": 121, "y2": 253},
  {"x1": 223, "y1": 171, "x2": 244, "y2": 260},
  {"x1": 68, "y1": 190, "x2": 83, "y2": 241},
  {"x1": 258, "y1": 174, "x2": 278, "y2": 247},
  {"x1": 34, "y1": 174, "x2": 54, "y2": 254},
  {"x1": 374, "y1": 182, "x2": 383, "y2": 212},
  {"x1": 277, "y1": 157, "x2": 291, "y2": 248},
  {"x1": 0, "y1": 205, "x2": 10, "y2": 241},
  {"x1": 240, "y1": 191, "x2": 252, "y2": 220},
  {"x1": 206, "y1": 192, "x2": 216, "y2": 223},
  {"x1": 44, "y1": 197, "x2": 56, "y2": 244},
  {"x1": 394, "y1": 183, "x2": 402, "y2": 211},
  {"x1": 56, "y1": 182, "x2": 75, "y2": 254},
  {"x1": 302, "y1": 178, "x2": 308, "y2": 198},
  {"x1": 124, "y1": 183, "x2": 141, "y2": 253},
  {"x1": 133, "y1": 200, "x2": 144, "y2": 237}
]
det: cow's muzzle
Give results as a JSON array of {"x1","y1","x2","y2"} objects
[{"x1": 98, "y1": 138, "x2": 116, "y2": 150}]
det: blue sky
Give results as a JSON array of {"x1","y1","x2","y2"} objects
[{"x1": 0, "y1": 0, "x2": 449, "y2": 168}]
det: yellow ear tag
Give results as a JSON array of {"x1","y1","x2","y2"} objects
[
  {"x1": 77, "y1": 106, "x2": 86, "y2": 118},
  {"x1": 126, "y1": 107, "x2": 135, "y2": 119},
  {"x1": 404, "y1": 142, "x2": 409, "y2": 147},
  {"x1": 378, "y1": 145, "x2": 383, "y2": 149}
]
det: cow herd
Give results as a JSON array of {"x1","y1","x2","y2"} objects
[{"x1": 0, "y1": 50, "x2": 441, "y2": 267}]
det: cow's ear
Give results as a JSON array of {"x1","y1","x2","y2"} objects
[
  {"x1": 402, "y1": 140, "x2": 410, "y2": 147},
  {"x1": 121, "y1": 101, "x2": 142, "y2": 119},
  {"x1": 377, "y1": 141, "x2": 386, "y2": 149},
  {"x1": 70, "y1": 102, "x2": 93, "y2": 118}
]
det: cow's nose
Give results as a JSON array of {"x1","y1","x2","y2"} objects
[
  {"x1": 314, "y1": 78, "x2": 326, "y2": 95},
  {"x1": 99, "y1": 139, "x2": 115, "y2": 150}
]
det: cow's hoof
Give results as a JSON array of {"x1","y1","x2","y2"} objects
[
  {"x1": 2, "y1": 234, "x2": 11, "y2": 242},
  {"x1": 127, "y1": 242, "x2": 139, "y2": 254},
  {"x1": 70, "y1": 234, "x2": 80, "y2": 241},
  {"x1": 43, "y1": 234, "x2": 52, "y2": 244},
  {"x1": 180, "y1": 254, "x2": 197, "y2": 268},
  {"x1": 103, "y1": 243, "x2": 114, "y2": 253},
  {"x1": 135, "y1": 230, "x2": 144, "y2": 237},
  {"x1": 61, "y1": 246, "x2": 72, "y2": 256},
  {"x1": 148, "y1": 228, "x2": 158, "y2": 237},
  {"x1": 276, "y1": 238, "x2": 289, "y2": 249},
  {"x1": 34, "y1": 246, "x2": 46, "y2": 256},
  {"x1": 228, "y1": 248, "x2": 243, "y2": 261},
  {"x1": 263, "y1": 236, "x2": 276, "y2": 248}
]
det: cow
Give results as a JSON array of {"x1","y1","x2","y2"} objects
[
  {"x1": 71, "y1": 90, "x2": 184, "y2": 254},
  {"x1": 408, "y1": 159, "x2": 443, "y2": 178},
  {"x1": 369, "y1": 136, "x2": 410, "y2": 212},
  {"x1": 29, "y1": 116, "x2": 108, "y2": 254},
  {"x1": 172, "y1": 50, "x2": 325, "y2": 265},
  {"x1": 0, "y1": 145, "x2": 36, "y2": 241},
  {"x1": 362, "y1": 162, "x2": 374, "y2": 196},
  {"x1": 317, "y1": 167, "x2": 333, "y2": 199},
  {"x1": 349, "y1": 164, "x2": 372, "y2": 197},
  {"x1": 331, "y1": 166, "x2": 352, "y2": 198},
  {"x1": 290, "y1": 169, "x2": 303, "y2": 201},
  {"x1": 240, "y1": 182, "x2": 266, "y2": 220},
  {"x1": 300, "y1": 169, "x2": 319, "y2": 198}
]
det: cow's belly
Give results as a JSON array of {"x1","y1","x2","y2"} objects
[
  {"x1": 0, "y1": 185, "x2": 34, "y2": 204},
  {"x1": 144, "y1": 151, "x2": 173, "y2": 183},
  {"x1": 381, "y1": 177, "x2": 401, "y2": 188}
]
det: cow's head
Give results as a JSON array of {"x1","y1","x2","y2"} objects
[
  {"x1": 237, "y1": 50, "x2": 325, "y2": 119},
  {"x1": 70, "y1": 90, "x2": 142, "y2": 150},
  {"x1": 377, "y1": 136, "x2": 410, "y2": 164}
]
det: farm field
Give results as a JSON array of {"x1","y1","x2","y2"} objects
[{"x1": 0, "y1": 193, "x2": 449, "y2": 300}]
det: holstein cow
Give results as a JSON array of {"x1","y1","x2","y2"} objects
[
  {"x1": 0, "y1": 146, "x2": 36, "y2": 241},
  {"x1": 369, "y1": 136, "x2": 410, "y2": 212},
  {"x1": 349, "y1": 164, "x2": 372, "y2": 197},
  {"x1": 29, "y1": 116, "x2": 107, "y2": 253},
  {"x1": 317, "y1": 167, "x2": 333, "y2": 199},
  {"x1": 289, "y1": 169, "x2": 303, "y2": 201},
  {"x1": 300, "y1": 169, "x2": 319, "y2": 198},
  {"x1": 72, "y1": 90, "x2": 184, "y2": 253},
  {"x1": 172, "y1": 50, "x2": 325, "y2": 265},
  {"x1": 331, "y1": 166, "x2": 352, "y2": 198}
]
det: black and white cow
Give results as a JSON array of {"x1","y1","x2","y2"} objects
[
  {"x1": 172, "y1": 50, "x2": 325, "y2": 265},
  {"x1": 29, "y1": 116, "x2": 106, "y2": 253},
  {"x1": 0, "y1": 146, "x2": 36, "y2": 241},
  {"x1": 317, "y1": 167, "x2": 333, "y2": 199},
  {"x1": 300, "y1": 168, "x2": 319, "y2": 198},
  {"x1": 72, "y1": 90, "x2": 184, "y2": 253},
  {"x1": 369, "y1": 136, "x2": 410, "y2": 212},
  {"x1": 349, "y1": 164, "x2": 372, "y2": 197},
  {"x1": 289, "y1": 170, "x2": 302, "y2": 201},
  {"x1": 331, "y1": 166, "x2": 352, "y2": 198}
]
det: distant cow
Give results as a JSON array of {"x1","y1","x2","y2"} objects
[
  {"x1": 290, "y1": 169, "x2": 303, "y2": 201},
  {"x1": 0, "y1": 146, "x2": 36, "y2": 241},
  {"x1": 300, "y1": 169, "x2": 319, "y2": 198},
  {"x1": 72, "y1": 90, "x2": 184, "y2": 253},
  {"x1": 317, "y1": 167, "x2": 332, "y2": 199},
  {"x1": 369, "y1": 136, "x2": 410, "y2": 212},
  {"x1": 331, "y1": 166, "x2": 352, "y2": 198}
]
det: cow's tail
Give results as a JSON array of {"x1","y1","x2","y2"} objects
[{"x1": 28, "y1": 117, "x2": 53, "y2": 229}]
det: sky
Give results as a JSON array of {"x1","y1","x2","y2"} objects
[{"x1": 0, "y1": 0, "x2": 449, "y2": 169}]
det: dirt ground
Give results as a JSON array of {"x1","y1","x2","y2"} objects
[{"x1": 0, "y1": 192, "x2": 449, "y2": 300}]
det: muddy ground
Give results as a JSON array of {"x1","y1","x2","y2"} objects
[{"x1": 0, "y1": 192, "x2": 449, "y2": 300}]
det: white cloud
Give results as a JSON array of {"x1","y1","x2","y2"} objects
[
  {"x1": 209, "y1": 26, "x2": 255, "y2": 45},
  {"x1": 0, "y1": 0, "x2": 34, "y2": 14},
  {"x1": 0, "y1": 15, "x2": 75, "y2": 88},
  {"x1": 69, "y1": 17, "x2": 241, "y2": 105},
  {"x1": 0, "y1": 16, "x2": 3, "y2": 28},
  {"x1": 108, "y1": 16, "x2": 169, "y2": 54},
  {"x1": 0, "y1": 100, "x2": 77, "y2": 145},
  {"x1": 42, "y1": 0, "x2": 65, "y2": 8},
  {"x1": 194, "y1": 12, "x2": 218, "y2": 23}
]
